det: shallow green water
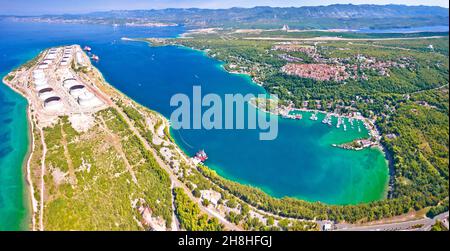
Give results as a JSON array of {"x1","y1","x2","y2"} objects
[
  {"x1": 0, "y1": 83, "x2": 29, "y2": 230},
  {"x1": 180, "y1": 109, "x2": 389, "y2": 205}
]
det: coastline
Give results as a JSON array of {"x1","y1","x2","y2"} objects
[
  {"x1": 134, "y1": 36, "x2": 391, "y2": 203},
  {"x1": 23, "y1": 104, "x2": 37, "y2": 231},
  {"x1": 1, "y1": 76, "x2": 35, "y2": 231},
  {"x1": 5, "y1": 43, "x2": 394, "y2": 230}
]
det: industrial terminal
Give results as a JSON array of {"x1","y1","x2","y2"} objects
[{"x1": 12, "y1": 45, "x2": 108, "y2": 127}]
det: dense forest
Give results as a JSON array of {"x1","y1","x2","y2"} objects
[{"x1": 173, "y1": 187, "x2": 223, "y2": 231}]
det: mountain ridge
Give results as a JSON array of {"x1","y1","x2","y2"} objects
[{"x1": 5, "y1": 4, "x2": 449, "y2": 30}]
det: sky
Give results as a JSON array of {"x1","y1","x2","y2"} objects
[{"x1": 0, "y1": 0, "x2": 448, "y2": 15}]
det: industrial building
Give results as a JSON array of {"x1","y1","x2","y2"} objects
[{"x1": 28, "y1": 45, "x2": 105, "y2": 114}]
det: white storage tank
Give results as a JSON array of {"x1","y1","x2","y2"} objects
[
  {"x1": 38, "y1": 63, "x2": 49, "y2": 69},
  {"x1": 33, "y1": 73, "x2": 45, "y2": 81},
  {"x1": 46, "y1": 54, "x2": 57, "y2": 60},
  {"x1": 36, "y1": 84, "x2": 51, "y2": 92},
  {"x1": 63, "y1": 78, "x2": 79, "y2": 89},
  {"x1": 76, "y1": 51, "x2": 85, "y2": 65},
  {"x1": 69, "y1": 85, "x2": 86, "y2": 98},
  {"x1": 78, "y1": 91, "x2": 102, "y2": 107},
  {"x1": 39, "y1": 89, "x2": 56, "y2": 101},
  {"x1": 34, "y1": 78, "x2": 48, "y2": 87},
  {"x1": 33, "y1": 69, "x2": 44, "y2": 76},
  {"x1": 44, "y1": 96, "x2": 63, "y2": 110}
]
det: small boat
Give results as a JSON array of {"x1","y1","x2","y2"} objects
[
  {"x1": 322, "y1": 114, "x2": 331, "y2": 124},
  {"x1": 83, "y1": 46, "x2": 92, "y2": 52},
  {"x1": 91, "y1": 54, "x2": 99, "y2": 62},
  {"x1": 310, "y1": 113, "x2": 318, "y2": 121},
  {"x1": 336, "y1": 117, "x2": 343, "y2": 128}
]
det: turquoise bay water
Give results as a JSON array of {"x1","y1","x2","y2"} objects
[
  {"x1": 0, "y1": 84, "x2": 29, "y2": 231},
  {"x1": 0, "y1": 20, "x2": 388, "y2": 229}
]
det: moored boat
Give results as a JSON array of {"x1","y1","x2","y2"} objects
[
  {"x1": 91, "y1": 54, "x2": 100, "y2": 61},
  {"x1": 194, "y1": 149, "x2": 208, "y2": 162}
]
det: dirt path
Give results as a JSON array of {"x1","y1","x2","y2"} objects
[
  {"x1": 111, "y1": 104, "x2": 241, "y2": 231},
  {"x1": 25, "y1": 108, "x2": 38, "y2": 231},
  {"x1": 98, "y1": 117, "x2": 138, "y2": 184},
  {"x1": 243, "y1": 35, "x2": 446, "y2": 42},
  {"x1": 60, "y1": 126, "x2": 77, "y2": 184},
  {"x1": 170, "y1": 181, "x2": 180, "y2": 231},
  {"x1": 409, "y1": 83, "x2": 448, "y2": 95},
  {"x1": 38, "y1": 127, "x2": 47, "y2": 231},
  {"x1": 351, "y1": 42, "x2": 412, "y2": 51}
]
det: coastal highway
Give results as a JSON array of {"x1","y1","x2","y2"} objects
[
  {"x1": 75, "y1": 50, "x2": 242, "y2": 231},
  {"x1": 109, "y1": 100, "x2": 242, "y2": 231},
  {"x1": 335, "y1": 212, "x2": 449, "y2": 231},
  {"x1": 243, "y1": 36, "x2": 447, "y2": 42}
]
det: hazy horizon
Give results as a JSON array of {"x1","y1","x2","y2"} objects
[{"x1": 0, "y1": 0, "x2": 448, "y2": 16}]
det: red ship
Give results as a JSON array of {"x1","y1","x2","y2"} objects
[{"x1": 194, "y1": 150, "x2": 208, "y2": 162}]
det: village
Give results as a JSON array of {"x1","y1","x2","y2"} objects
[
  {"x1": 272, "y1": 41, "x2": 415, "y2": 82},
  {"x1": 281, "y1": 63, "x2": 350, "y2": 82}
]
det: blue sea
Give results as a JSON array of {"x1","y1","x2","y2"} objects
[{"x1": 0, "y1": 19, "x2": 390, "y2": 230}]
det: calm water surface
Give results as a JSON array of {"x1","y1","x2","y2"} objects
[{"x1": 0, "y1": 20, "x2": 389, "y2": 230}]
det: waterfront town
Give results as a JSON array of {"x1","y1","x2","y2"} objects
[{"x1": 282, "y1": 63, "x2": 350, "y2": 82}]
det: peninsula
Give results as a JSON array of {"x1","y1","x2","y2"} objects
[{"x1": 3, "y1": 45, "x2": 322, "y2": 231}]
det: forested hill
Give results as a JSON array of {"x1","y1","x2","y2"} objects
[{"x1": 10, "y1": 4, "x2": 450, "y2": 29}]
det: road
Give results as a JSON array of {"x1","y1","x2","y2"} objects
[
  {"x1": 244, "y1": 36, "x2": 446, "y2": 42},
  {"x1": 38, "y1": 126, "x2": 47, "y2": 231},
  {"x1": 111, "y1": 101, "x2": 241, "y2": 231},
  {"x1": 336, "y1": 212, "x2": 449, "y2": 231},
  {"x1": 76, "y1": 54, "x2": 241, "y2": 231}
]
